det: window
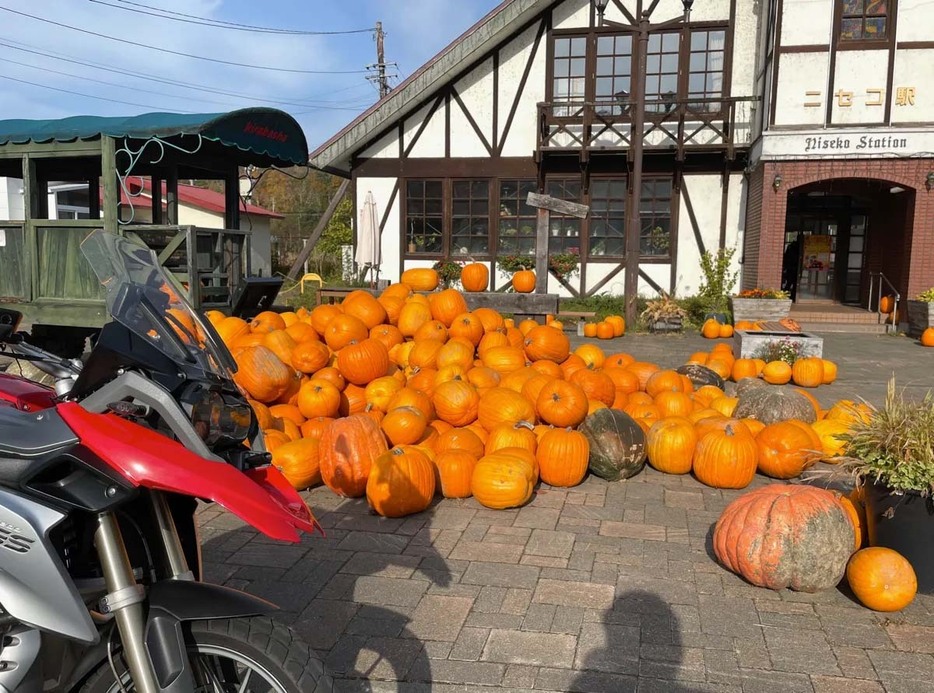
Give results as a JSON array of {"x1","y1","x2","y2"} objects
[
  {"x1": 645, "y1": 32, "x2": 680, "y2": 113},
  {"x1": 547, "y1": 179, "x2": 582, "y2": 253},
  {"x1": 595, "y1": 34, "x2": 633, "y2": 116},
  {"x1": 688, "y1": 29, "x2": 726, "y2": 110},
  {"x1": 498, "y1": 179, "x2": 537, "y2": 255},
  {"x1": 589, "y1": 178, "x2": 626, "y2": 257},
  {"x1": 552, "y1": 36, "x2": 587, "y2": 116},
  {"x1": 451, "y1": 180, "x2": 490, "y2": 256},
  {"x1": 840, "y1": 0, "x2": 888, "y2": 41},
  {"x1": 639, "y1": 179, "x2": 672, "y2": 257},
  {"x1": 405, "y1": 180, "x2": 443, "y2": 254}
]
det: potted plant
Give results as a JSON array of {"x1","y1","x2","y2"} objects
[
  {"x1": 548, "y1": 249, "x2": 580, "y2": 282},
  {"x1": 906, "y1": 288, "x2": 934, "y2": 338},
  {"x1": 731, "y1": 288, "x2": 792, "y2": 323},
  {"x1": 843, "y1": 380, "x2": 934, "y2": 594},
  {"x1": 432, "y1": 258, "x2": 464, "y2": 289},
  {"x1": 641, "y1": 293, "x2": 687, "y2": 333},
  {"x1": 698, "y1": 248, "x2": 738, "y2": 323}
]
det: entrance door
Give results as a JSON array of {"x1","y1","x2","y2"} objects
[
  {"x1": 784, "y1": 211, "x2": 838, "y2": 302},
  {"x1": 841, "y1": 214, "x2": 867, "y2": 304}
]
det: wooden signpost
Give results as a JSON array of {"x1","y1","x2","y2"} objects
[{"x1": 525, "y1": 192, "x2": 589, "y2": 293}]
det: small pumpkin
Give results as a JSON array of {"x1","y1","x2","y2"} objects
[
  {"x1": 319, "y1": 414, "x2": 389, "y2": 497},
  {"x1": 921, "y1": 327, "x2": 934, "y2": 347},
  {"x1": 536, "y1": 428, "x2": 589, "y2": 487},
  {"x1": 512, "y1": 270, "x2": 536, "y2": 293},
  {"x1": 821, "y1": 359, "x2": 838, "y2": 384},
  {"x1": 536, "y1": 379, "x2": 589, "y2": 428},
  {"x1": 366, "y1": 446, "x2": 436, "y2": 517},
  {"x1": 755, "y1": 421, "x2": 821, "y2": 479},
  {"x1": 605, "y1": 315, "x2": 625, "y2": 337},
  {"x1": 574, "y1": 343, "x2": 605, "y2": 369},
  {"x1": 762, "y1": 360, "x2": 793, "y2": 385},
  {"x1": 434, "y1": 450, "x2": 477, "y2": 498},
  {"x1": 847, "y1": 548, "x2": 918, "y2": 611},
  {"x1": 471, "y1": 452, "x2": 535, "y2": 509},
  {"x1": 432, "y1": 378, "x2": 480, "y2": 427},
  {"x1": 583, "y1": 323, "x2": 597, "y2": 338},
  {"x1": 448, "y1": 313, "x2": 485, "y2": 346},
  {"x1": 579, "y1": 408, "x2": 646, "y2": 481},
  {"x1": 714, "y1": 484, "x2": 856, "y2": 592},
  {"x1": 701, "y1": 319, "x2": 721, "y2": 339},
  {"x1": 291, "y1": 340, "x2": 331, "y2": 374},
  {"x1": 792, "y1": 357, "x2": 824, "y2": 388},
  {"x1": 646, "y1": 417, "x2": 697, "y2": 475},
  {"x1": 381, "y1": 405, "x2": 428, "y2": 445},
  {"x1": 461, "y1": 263, "x2": 489, "y2": 292},
  {"x1": 654, "y1": 391, "x2": 695, "y2": 418},
  {"x1": 271, "y1": 437, "x2": 322, "y2": 490},
  {"x1": 401, "y1": 267, "x2": 440, "y2": 291},
  {"x1": 718, "y1": 323, "x2": 734, "y2": 338},
  {"x1": 595, "y1": 322, "x2": 615, "y2": 340},
  {"x1": 297, "y1": 379, "x2": 341, "y2": 419},
  {"x1": 692, "y1": 424, "x2": 757, "y2": 489},
  {"x1": 879, "y1": 295, "x2": 895, "y2": 314}
]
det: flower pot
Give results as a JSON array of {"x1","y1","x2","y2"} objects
[
  {"x1": 730, "y1": 298, "x2": 792, "y2": 323},
  {"x1": 864, "y1": 481, "x2": 934, "y2": 595},
  {"x1": 906, "y1": 300, "x2": 934, "y2": 338}
]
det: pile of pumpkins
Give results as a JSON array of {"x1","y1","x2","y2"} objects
[
  {"x1": 581, "y1": 316, "x2": 626, "y2": 340},
  {"x1": 701, "y1": 318, "x2": 734, "y2": 339},
  {"x1": 713, "y1": 483, "x2": 918, "y2": 612},
  {"x1": 686, "y1": 343, "x2": 838, "y2": 389}
]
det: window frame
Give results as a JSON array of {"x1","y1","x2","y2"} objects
[
  {"x1": 402, "y1": 178, "x2": 497, "y2": 261},
  {"x1": 545, "y1": 177, "x2": 584, "y2": 255},
  {"x1": 834, "y1": 0, "x2": 897, "y2": 49},
  {"x1": 403, "y1": 178, "x2": 445, "y2": 258},
  {"x1": 638, "y1": 176, "x2": 674, "y2": 261},
  {"x1": 497, "y1": 179, "x2": 538, "y2": 257},
  {"x1": 587, "y1": 176, "x2": 627, "y2": 260}
]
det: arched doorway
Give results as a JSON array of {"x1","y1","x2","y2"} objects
[{"x1": 782, "y1": 178, "x2": 915, "y2": 305}]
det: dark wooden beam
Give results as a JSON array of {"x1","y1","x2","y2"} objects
[{"x1": 679, "y1": 179, "x2": 707, "y2": 257}]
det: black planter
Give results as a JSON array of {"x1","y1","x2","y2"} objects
[
  {"x1": 865, "y1": 482, "x2": 934, "y2": 595},
  {"x1": 705, "y1": 311, "x2": 729, "y2": 324}
]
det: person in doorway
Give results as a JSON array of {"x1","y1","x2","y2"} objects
[{"x1": 782, "y1": 235, "x2": 801, "y2": 301}]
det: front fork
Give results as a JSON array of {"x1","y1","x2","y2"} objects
[{"x1": 94, "y1": 492, "x2": 192, "y2": 693}]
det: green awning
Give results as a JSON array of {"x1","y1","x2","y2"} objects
[{"x1": 0, "y1": 108, "x2": 309, "y2": 167}]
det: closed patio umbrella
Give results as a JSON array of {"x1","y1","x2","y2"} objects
[{"x1": 355, "y1": 190, "x2": 380, "y2": 286}]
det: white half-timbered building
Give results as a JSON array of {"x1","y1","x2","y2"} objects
[{"x1": 311, "y1": 0, "x2": 762, "y2": 298}]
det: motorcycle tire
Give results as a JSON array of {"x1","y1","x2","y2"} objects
[{"x1": 79, "y1": 616, "x2": 335, "y2": 692}]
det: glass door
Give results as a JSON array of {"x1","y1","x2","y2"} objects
[{"x1": 842, "y1": 214, "x2": 867, "y2": 304}]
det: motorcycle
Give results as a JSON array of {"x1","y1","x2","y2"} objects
[{"x1": 0, "y1": 230, "x2": 333, "y2": 692}]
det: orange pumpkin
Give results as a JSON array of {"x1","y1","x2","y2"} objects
[
  {"x1": 645, "y1": 370, "x2": 685, "y2": 397},
  {"x1": 338, "y1": 383, "x2": 368, "y2": 417},
  {"x1": 605, "y1": 315, "x2": 625, "y2": 337},
  {"x1": 300, "y1": 416, "x2": 334, "y2": 441},
  {"x1": 378, "y1": 296, "x2": 405, "y2": 326},
  {"x1": 467, "y1": 366, "x2": 501, "y2": 391},
  {"x1": 705, "y1": 358, "x2": 733, "y2": 380},
  {"x1": 536, "y1": 428, "x2": 589, "y2": 487},
  {"x1": 262, "y1": 429, "x2": 291, "y2": 452},
  {"x1": 481, "y1": 346, "x2": 527, "y2": 375},
  {"x1": 755, "y1": 421, "x2": 821, "y2": 479},
  {"x1": 216, "y1": 316, "x2": 252, "y2": 346},
  {"x1": 583, "y1": 323, "x2": 598, "y2": 338},
  {"x1": 400, "y1": 267, "x2": 440, "y2": 291},
  {"x1": 792, "y1": 357, "x2": 824, "y2": 388},
  {"x1": 762, "y1": 361, "x2": 793, "y2": 385},
  {"x1": 312, "y1": 366, "x2": 346, "y2": 392},
  {"x1": 646, "y1": 417, "x2": 697, "y2": 475},
  {"x1": 336, "y1": 339, "x2": 390, "y2": 386},
  {"x1": 718, "y1": 323, "x2": 734, "y2": 338},
  {"x1": 595, "y1": 322, "x2": 615, "y2": 340},
  {"x1": 341, "y1": 290, "x2": 387, "y2": 329},
  {"x1": 436, "y1": 427, "x2": 486, "y2": 458},
  {"x1": 428, "y1": 289, "x2": 469, "y2": 327},
  {"x1": 461, "y1": 263, "x2": 489, "y2": 292},
  {"x1": 434, "y1": 450, "x2": 477, "y2": 498},
  {"x1": 413, "y1": 320, "x2": 448, "y2": 343},
  {"x1": 473, "y1": 307, "x2": 505, "y2": 334},
  {"x1": 731, "y1": 358, "x2": 759, "y2": 382},
  {"x1": 921, "y1": 327, "x2": 934, "y2": 347},
  {"x1": 285, "y1": 321, "x2": 318, "y2": 344},
  {"x1": 250, "y1": 310, "x2": 287, "y2": 334},
  {"x1": 536, "y1": 379, "x2": 589, "y2": 428},
  {"x1": 366, "y1": 446, "x2": 436, "y2": 517},
  {"x1": 408, "y1": 340, "x2": 444, "y2": 370},
  {"x1": 821, "y1": 359, "x2": 838, "y2": 384},
  {"x1": 604, "y1": 368, "x2": 640, "y2": 395},
  {"x1": 701, "y1": 319, "x2": 721, "y2": 339},
  {"x1": 448, "y1": 313, "x2": 484, "y2": 346},
  {"x1": 271, "y1": 438, "x2": 321, "y2": 490},
  {"x1": 369, "y1": 324, "x2": 404, "y2": 351},
  {"x1": 269, "y1": 404, "x2": 305, "y2": 426},
  {"x1": 319, "y1": 414, "x2": 388, "y2": 497},
  {"x1": 512, "y1": 270, "x2": 536, "y2": 293},
  {"x1": 692, "y1": 424, "x2": 758, "y2": 489},
  {"x1": 471, "y1": 452, "x2": 535, "y2": 509},
  {"x1": 477, "y1": 387, "x2": 537, "y2": 431},
  {"x1": 432, "y1": 379, "x2": 480, "y2": 427},
  {"x1": 812, "y1": 418, "x2": 850, "y2": 459},
  {"x1": 879, "y1": 295, "x2": 895, "y2": 314},
  {"x1": 686, "y1": 351, "x2": 709, "y2": 365},
  {"x1": 626, "y1": 362, "x2": 660, "y2": 390},
  {"x1": 570, "y1": 369, "x2": 616, "y2": 406},
  {"x1": 604, "y1": 352, "x2": 635, "y2": 369},
  {"x1": 574, "y1": 344, "x2": 605, "y2": 369},
  {"x1": 249, "y1": 399, "x2": 274, "y2": 430},
  {"x1": 398, "y1": 302, "x2": 433, "y2": 338},
  {"x1": 655, "y1": 391, "x2": 695, "y2": 418},
  {"x1": 324, "y1": 314, "x2": 369, "y2": 351},
  {"x1": 485, "y1": 421, "x2": 537, "y2": 454},
  {"x1": 233, "y1": 346, "x2": 293, "y2": 403},
  {"x1": 309, "y1": 304, "x2": 343, "y2": 335},
  {"x1": 847, "y1": 548, "x2": 917, "y2": 611},
  {"x1": 297, "y1": 378, "x2": 342, "y2": 419},
  {"x1": 524, "y1": 325, "x2": 570, "y2": 363}
]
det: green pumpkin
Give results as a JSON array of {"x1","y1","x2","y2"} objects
[
  {"x1": 676, "y1": 364, "x2": 725, "y2": 390},
  {"x1": 579, "y1": 409, "x2": 646, "y2": 481},
  {"x1": 734, "y1": 386, "x2": 816, "y2": 424}
]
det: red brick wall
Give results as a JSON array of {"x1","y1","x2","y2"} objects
[{"x1": 742, "y1": 158, "x2": 934, "y2": 299}]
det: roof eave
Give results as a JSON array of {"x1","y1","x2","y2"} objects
[{"x1": 309, "y1": 0, "x2": 549, "y2": 175}]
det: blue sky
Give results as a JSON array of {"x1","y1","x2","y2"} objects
[{"x1": 0, "y1": 0, "x2": 501, "y2": 150}]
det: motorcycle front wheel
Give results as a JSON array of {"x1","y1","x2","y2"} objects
[{"x1": 80, "y1": 616, "x2": 334, "y2": 692}]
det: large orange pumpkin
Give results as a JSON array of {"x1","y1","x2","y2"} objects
[
  {"x1": 366, "y1": 446, "x2": 436, "y2": 517},
  {"x1": 428, "y1": 289, "x2": 469, "y2": 327},
  {"x1": 485, "y1": 421, "x2": 537, "y2": 455},
  {"x1": 536, "y1": 428, "x2": 589, "y2": 487},
  {"x1": 792, "y1": 357, "x2": 824, "y2": 388},
  {"x1": 755, "y1": 421, "x2": 822, "y2": 479},
  {"x1": 713, "y1": 484, "x2": 856, "y2": 592},
  {"x1": 436, "y1": 427, "x2": 486, "y2": 458},
  {"x1": 536, "y1": 379, "x2": 589, "y2": 428},
  {"x1": 341, "y1": 290, "x2": 387, "y2": 329},
  {"x1": 512, "y1": 270, "x2": 536, "y2": 293},
  {"x1": 400, "y1": 267, "x2": 440, "y2": 291},
  {"x1": 336, "y1": 338, "x2": 390, "y2": 385},
  {"x1": 271, "y1": 437, "x2": 321, "y2": 490},
  {"x1": 478, "y1": 387, "x2": 537, "y2": 431},
  {"x1": 434, "y1": 450, "x2": 477, "y2": 498},
  {"x1": 646, "y1": 417, "x2": 697, "y2": 475},
  {"x1": 461, "y1": 263, "x2": 489, "y2": 292},
  {"x1": 847, "y1": 547, "x2": 917, "y2": 611},
  {"x1": 448, "y1": 313, "x2": 484, "y2": 346},
  {"x1": 250, "y1": 310, "x2": 286, "y2": 334},
  {"x1": 324, "y1": 314, "x2": 369, "y2": 351},
  {"x1": 471, "y1": 452, "x2": 535, "y2": 509},
  {"x1": 233, "y1": 346, "x2": 293, "y2": 403},
  {"x1": 319, "y1": 414, "x2": 389, "y2": 497},
  {"x1": 692, "y1": 424, "x2": 758, "y2": 489},
  {"x1": 398, "y1": 302, "x2": 433, "y2": 338},
  {"x1": 432, "y1": 379, "x2": 480, "y2": 427},
  {"x1": 762, "y1": 361, "x2": 792, "y2": 385},
  {"x1": 523, "y1": 325, "x2": 570, "y2": 363}
]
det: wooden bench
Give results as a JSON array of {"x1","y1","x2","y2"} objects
[{"x1": 317, "y1": 286, "x2": 378, "y2": 305}]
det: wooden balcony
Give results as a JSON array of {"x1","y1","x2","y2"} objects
[{"x1": 537, "y1": 96, "x2": 758, "y2": 161}]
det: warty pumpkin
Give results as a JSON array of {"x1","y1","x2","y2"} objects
[
  {"x1": 319, "y1": 414, "x2": 389, "y2": 497},
  {"x1": 755, "y1": 421, "x2": 822, "y2": 479},
  {"x1": 646, "y1": 417, "x2": 697, "y2": 475},
  {"x1": 366, "y1": 446, "x2": 436, "y2": 517},
  {"x1": 234, "y1": 346, "x2": 293, "y2": 403},
  {"x1": 434, "y1": 450, "x2": 477, "y2": 498},
  {"x1": 432, "y1": 378, "x2": 480, "y2": 427},
  {"x1": 536, "y1": 379, "x2": 589, "y2": 428},
  {"x1": 734, "y1": 385, "x2": 817, "y2": 424},
  {"x1": 536, "y1": 428, "x2": 589, "y2": 487},
  {"x1": 692, "y1": 424, "x2": 758, "y2": 489},
  {"x1": 524, "y1": 325, "x2": 571, "y2": 363},
  {"x1": 713, "y1": 484, "x2": 856, "y2": 592},
  {"x1": 271, "y1": 437, "x2": 322, "y2": 490}
]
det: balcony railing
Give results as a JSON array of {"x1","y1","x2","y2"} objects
[{"x1": 537, "y1": 96, "x2": 758, "y2": 160}]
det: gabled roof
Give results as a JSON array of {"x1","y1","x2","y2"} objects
[
  {"x1": 309, "y1": 0, "x2": 549, "y2": 176},
  {"x1": 0, "y1": 108, "x2": 309, "y2": 168}
]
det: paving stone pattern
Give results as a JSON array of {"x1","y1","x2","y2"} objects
[{"x1": 198, "y1": 334, "x2": 934, "y2": 692}]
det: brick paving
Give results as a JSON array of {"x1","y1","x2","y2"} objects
[{"x1": 198, "y1": 333, "x2": 934, "y2": 692}]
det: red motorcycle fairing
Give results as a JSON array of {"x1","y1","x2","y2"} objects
[
  {"x1": 56, "y1": 402, "x2": 322, "y2": 542},
  {"x1": 0, "y1": 372, "x2": 57, "y2": 412}
]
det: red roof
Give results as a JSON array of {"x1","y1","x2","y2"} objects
[{"x1": 105, "y1": 179, "x2": 284, "y2": 219}]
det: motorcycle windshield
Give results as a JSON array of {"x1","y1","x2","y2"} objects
[{"x1": 80, "y1": 230, "x2": 237, "y2": 380}]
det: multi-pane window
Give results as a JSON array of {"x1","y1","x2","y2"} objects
[
  {"x1": 595, "y1": 34, "x2": 633, "y2": 116},
  {"x1": 450, "y1": 180, "x2": 490, "y2": 256},
  {"x1": 840, "y1": 0, "x2": 888, "y2": 41},
  {"x1": 688, "y1": 29, "x2": 726, "y2": 111},
  {"x1": 498, "y1": 179, "x2": 537, "y2": 255},
  {"x1": 589, "y1": 179, "x2": 626, "y2": 257},
  {"x1": 405, "y1": 180, "x2": 443, "y2": 254},
  {"x1": 645, "y1": 32, "x2": 680, "y2": 113},
  {"x1": 547, "y1": 179, "x2": 582, "y2": 253},
  {"x1": 552, "y1": 36, "x2": 587, "y2": 116},
  {"x1": 639, "y1": 179, "x2": 672, "y2": 257}
]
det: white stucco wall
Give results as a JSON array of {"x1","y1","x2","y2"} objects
[
  {"x1": 357, "y1": 176, "x2": 401, "y2": 283},
  {"x1": 773, "y1": 52, "x2": 830, "y2": 126},
  {"x1": 497, "y1": 21, "x2": 547, "y2": 157},
  {"x1": 891, "y1": 50, "x2": 934, "y2": 124},
  {"x1": 780, "y1": 0, "x2": 833, "y2": 45}
]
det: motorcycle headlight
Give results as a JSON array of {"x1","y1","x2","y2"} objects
[{"x1": 190, "y1": 390, "x2": 252, "y2": 445}]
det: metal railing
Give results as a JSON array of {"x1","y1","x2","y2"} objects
[{"x1": 868, "y1": 272, "x2": 900, "y2": 334}]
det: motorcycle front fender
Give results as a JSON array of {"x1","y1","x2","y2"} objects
[{"x1": 144, "y1": 581, "x2": 277, "y2": 693}]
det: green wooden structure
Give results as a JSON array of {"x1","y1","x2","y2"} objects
[{"x1": 0, "y1": 108, "x2": 308, "y2": 352}]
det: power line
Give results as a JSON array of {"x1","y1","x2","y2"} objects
[
  {"x1": 0, "y1": 6, "x2": 370, "y2": 74},
  {"x1": 110, "y1": 0, "x2": 373, "y2": 35},
  {"x1": 0, "y1": 74, "x2": 188, "y2": 112},
  {"x1": 0, "y1": 39, "x2": 374, "y2": 110}
]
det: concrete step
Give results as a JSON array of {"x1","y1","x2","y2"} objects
[
  {"x1": 797, "y1": 322, "x2": 891, "y2": 334},
  {"x1": 790, "y1": 312, "x2": 883, "y2": 325}
]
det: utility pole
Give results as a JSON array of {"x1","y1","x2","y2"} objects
[{"x1": 367, "y1": 21, "x2": 397, "y2": 99}]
